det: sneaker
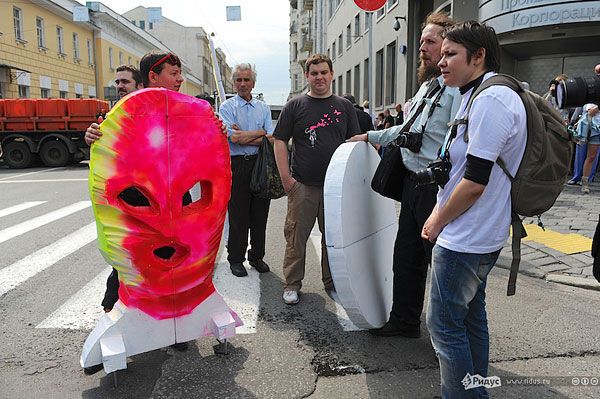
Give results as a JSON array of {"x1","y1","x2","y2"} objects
[
  {"x1": 566, "y1": 179, "x2": 580, "y2": 185},
  {"x1": 230, "y1": 262, "x2": 248, "y2": 277},
  {"x1": 283, "y1": 290, "x2": 299, "y2": 305},
  {"x1": 249, "y1": 259, "x2": 270, "y2": 273},
  {"x1": 582, "y1": 185, "x2": 591, "y2": 194}
]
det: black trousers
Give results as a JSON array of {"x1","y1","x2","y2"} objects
[
  {"x1": 101, "y1": 268, "x2": 119, "y2": 309},
  {"x1": 390, "y1": 173, "x2": 438, "y2": 327},
  {"x1": 227, "y1": 155, "x2": 271, "y2": 264}
]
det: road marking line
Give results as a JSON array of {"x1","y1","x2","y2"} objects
[
  {"x1": 37, "y1": 250, "x2": 262, "y2": 334},
  {"x1": 309, "y1": 225, "x2": 361, "y2": 332},
  {"x1": 37, "y1": 266, "x2": 111, "y2": 330},
  {"x1": 0, "y1": 179, "x2": 87, "y2": 184},
  {"x1": 0, "y1": 201, "x2": 91, "y2": 245},
  {"x1": 0, "y1": 201, "x2": 46, "y2": 218},
  {"x1": 0, "y1": 222, "x2": 97, "y2": 297},
  {"x1": 0, "y1": 167, "x2": 66, "y2": 181}
]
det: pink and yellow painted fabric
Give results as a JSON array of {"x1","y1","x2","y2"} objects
[{"x1": 89, "y1": 88, "x2": 231, "y2": 320}]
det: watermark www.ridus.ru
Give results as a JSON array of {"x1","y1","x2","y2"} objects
[{"x1": 462, "y1": 373, "x2": 600, "y2": 390}]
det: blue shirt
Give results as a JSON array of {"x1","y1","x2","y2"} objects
[
  {"x1": 219, "y1": 94, "x2": 273, "y2": 156},
  {"x1": 367, "y1": 76, "x2": 462, "y2": 173}
]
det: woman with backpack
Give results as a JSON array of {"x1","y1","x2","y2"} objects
[{"x1": 421, "y1": 21, "x2": 528, "y2": 398}]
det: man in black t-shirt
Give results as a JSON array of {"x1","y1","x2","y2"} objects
[
  {"x1": 343, "y1": 94, "x2": 374, "y2": 133},
  {"x1": 273, "y1": 54, "x2": 360, "y2": 305}
]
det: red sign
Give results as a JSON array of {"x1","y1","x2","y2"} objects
[{"x1": 353, "y1": 0, "x2": 386, "y2": 11}]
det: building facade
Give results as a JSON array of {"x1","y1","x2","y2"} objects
[
  {"x1": 0, "y1": 0, "x2": 96, "y2": 99},
  {"x1": 289, "y1": 0, "x2": 599, "y2": 112},
  {"x1": 0, "y1": 0, "x2": 225, "y2": 101},
  {"x1": 123, "y1": 6, "x2": 233, "y2": 96}
]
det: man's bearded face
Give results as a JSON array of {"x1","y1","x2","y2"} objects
[{"x1": 89, "y1": 89, "x2": 231, "y2": 319}]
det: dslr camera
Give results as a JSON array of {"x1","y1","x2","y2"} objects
[
  {"x1": 415, "y1": 158, "x2": 452, "y2": 188},
  {"x1": 557, "y1": 75, "x2": 600, "y2": 108},
  {"x1": 395, "y1": 131, "x2": 423, "y2": 153}
]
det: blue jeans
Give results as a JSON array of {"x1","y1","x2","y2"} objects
[{"x1": 426, "y1": 245, "x2": 501, "y2": 399}]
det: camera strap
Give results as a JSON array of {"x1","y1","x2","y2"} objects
[
  {"x1": 391, "y1": 79, "x2": 443, "y2": 146},
  {"x1": 417, "y1": 85, "x2": 447, "y2": 135}
]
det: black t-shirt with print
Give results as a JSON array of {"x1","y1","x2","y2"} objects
[{"x1": 273, "y1": 94, "x2": 360, "y2": 186}]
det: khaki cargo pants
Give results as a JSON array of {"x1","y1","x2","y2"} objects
[{"x1": 283, "y1": 182, "x2": 333, "y2": 292}]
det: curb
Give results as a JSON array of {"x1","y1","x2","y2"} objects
[{"x1": 496, "y1": 254, "x2": 600, "y2": 292}]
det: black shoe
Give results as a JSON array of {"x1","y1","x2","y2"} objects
[
  {"x1": 230, "y1": 262, "x2": 248, "y2": 277},
  {"x1": 369, "y1": 321, "x2": 421, "y2": 338},
  {"x1": 83, "y1": 364, "x2": 103, "y2": 375},
  {"x1": 249, "y1": 259, "x2": 270, "y2": 273},
  {"x1": 170, "y1": 342, "x2": 189, "y2": 351}
]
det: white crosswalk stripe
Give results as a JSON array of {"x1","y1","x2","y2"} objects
[
  {"x1": 0, "y1": 222, "x2": 97, "y2": 297},
  {"x1": 0, "y1": 201, "x2": 91, "y2": 245},
  {"x1": 0, "y1": 201, "x2": 46, "y2": 218}
]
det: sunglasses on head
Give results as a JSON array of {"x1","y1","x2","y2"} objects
[{"x1": 150, "y1": 53, "x2": 180, "y2": 72}]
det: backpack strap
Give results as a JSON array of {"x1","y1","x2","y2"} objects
[{"x1": 507, "y1": 211, "x2": 528, "y2": 296}]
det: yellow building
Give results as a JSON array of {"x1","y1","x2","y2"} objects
[
  {"x1": 0, "y1": 0, "x2": 205, "y2": 101},
  {"x1": 0, "y1": 0, "x2": 96, "y2": 99}
]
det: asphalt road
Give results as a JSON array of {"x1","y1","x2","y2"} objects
[{"x1": 0, "y1": 163, "x2": 599, "y2": 399}]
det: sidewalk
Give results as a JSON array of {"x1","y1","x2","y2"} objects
[{"x1": 496, "y1": 179, "x2": 600, "y2": 292}]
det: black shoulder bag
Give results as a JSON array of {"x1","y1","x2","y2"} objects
[{"x1": 371, "y1": 80, "x2": 443, "y2": 201}]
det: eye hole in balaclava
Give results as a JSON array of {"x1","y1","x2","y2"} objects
[
  {"x1": 118, "y1": 186, "x2": 151, "y2": 207},
  {"x1": 183, "y1": 181, "x2": 212, "y2": 212}
]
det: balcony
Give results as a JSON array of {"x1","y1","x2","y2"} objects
[
  {"x1": 290, "y1": 21, "x2": 298, "y2": 35},
  {"x1": 290, "y1": 0, "x2": 298, "y2": 9},
  {"x1": 304, "y1": 0, "x2": 313, "y2": 10},
  {"x1": 301, "y1": 35, "x2": 313, "y2": 52}
]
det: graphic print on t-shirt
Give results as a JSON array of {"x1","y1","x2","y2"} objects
[{"x1": 304, "y1": 106, "x2": 343, "y2": 147}]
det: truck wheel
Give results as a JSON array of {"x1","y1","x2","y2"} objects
[
  {"x1": 40, "y1": 140, "x2": 71, "y2": 167},
  {"x1": 3, "y1": 142, "x2": 33, "y2": 169}
]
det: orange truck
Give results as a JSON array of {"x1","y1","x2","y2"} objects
[{"x1": 0, "y1": 98, "x2": 109, "y2": 168}]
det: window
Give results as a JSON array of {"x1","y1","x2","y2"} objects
[
  {"x1": 327, "y1": 47, "x2": 330, "y2": 59},
  {"x1": 139, "y1": 20, "x2": 145, "y2": 30},
  {"x1": 387, "y1": 0, "x2": 398, "y2": 9},
  {"x1": 41, "y1": 88, "x2": 50, "y2": 98},
  {"x1": 59, "y1": 91, "x2": 67, "y2": 98},
  {"x1": 73, "y1": 33, "x2": 79, "y2": 59},
  {"x1": 364, "y1": 11, "x2": 371, "y2": 33},
  {"x1": 354, "y1": 64, "x2": 360, "y2": 103},
  {"x1": 75, "y1": 93, "x2": 83, "y2": 99},
  {"x1": 128, "y1": 56, "x2": 132, "y2": 65},
  {"x1": 376, "y1": 6, "x2": 385, "y2": 20},
  {"x1": 344, "y1": 70, "x2": 351, "y2": 95},
  {"x1": 109, "y1": 47, "x2": 114, "y2": 69},
  {"x1": 338, "y1": 34, "x2": 342, "y2": 56},
  {"x1": 363, "y1": 58, "x2": 369, "y2": 102},
  {"x1": 354, "y1": 13, "x2": 361, "y2": 38},
  {"x1": 149, "y1": 22, "x2": 154, "y2": 30},
  {"x1": 332, "y1": 41, "x2": 336, "y2": 61},
  {"x1": 87, "y1": 39, "x2": 93, "y2": 64},
  {"x1": 36, "y1": 17, "x2": 45, "y2": 48},
  {"x1": 346, "y1": 24, "x2": 351, "y2": 49},
  {"x1": 119, "y1": 51, "x2": 123, "y2": 65},
  {"x1": 293, "y1": 42, "x2": 298, "y2": 61},
  {"x1": 385, "y1": 41, "x2": 396, "y2": 105},
  {"x1": 375, "y1": 49, "x2": 384, "y2": 107},
  {"x1": 56, "y1": 26, "x2": 64, "y2": 54},
  {"x1": 18, "y1": 85, "x2": 29, "y2": 98},
  {"x1": 14, "y1": 7, "x2": 24, "y2": 41},
  {"x1": 338, "y1": 75, "x2": 343, "y2": 95},
  {"x1": 328, "y1": 0, "x2": 334, "y2": 19}
]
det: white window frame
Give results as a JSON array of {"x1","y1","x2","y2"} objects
[
  {"x1": 56, "y1": 26, "x2": 65, "y2": 54},
  {"x1": 14, "y1": 7, "x2": 24, "y2": 41},
  {"x1": 73, "y1": 32, "x2": 80, "y2": 60},
  {"x1": 87, "y1": 39, "x2": 93, "y2": 65},
  {"x1": 109, "y1": 47, "x2": 114, "y2": 70},
  {"x1": 346, "y1": 24, "x2": 352, "y2": 50},
  {"x1": 36, "y1": 17, "x2": 46, "y2": 48},
  {"x1": 119, "y1": 51, "x2": 123, "y2": 66}
]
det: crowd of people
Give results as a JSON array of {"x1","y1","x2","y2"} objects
[{"x1": 82, "y1": 13, "x2": 598, "y2": 397}]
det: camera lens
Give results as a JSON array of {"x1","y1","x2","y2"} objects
[{"x1": 558, "y1": 76, "x2": 600, "y2": 108}]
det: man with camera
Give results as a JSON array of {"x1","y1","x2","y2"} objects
[{"x1": 348, "y1": 12, "x2": 461, "y2": 338}]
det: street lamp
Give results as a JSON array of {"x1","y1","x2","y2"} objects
[{"x1": 393, "y1": 16, "x2": 406, "y2": 31}]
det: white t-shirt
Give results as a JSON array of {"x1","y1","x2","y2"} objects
[{"x1": 436, "y1": 72, "x2": 527, "y2": 254}]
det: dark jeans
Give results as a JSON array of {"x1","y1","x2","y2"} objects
[
  {"x1": 227, "y1": 155, "x2": 271, "y2": 264},
  {"x1": 389, "y1": 173, "x2": 438, "y2": 327}
]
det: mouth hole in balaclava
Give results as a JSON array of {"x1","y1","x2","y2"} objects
[
  {"x1": 118, "y1": 186, "x2": 151, "y2": 207},
  {"x1": 154, "y1": 245, "x2": 176, "y2": 260}
]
